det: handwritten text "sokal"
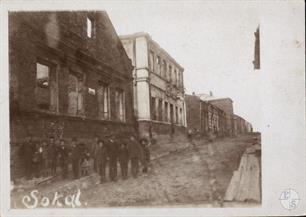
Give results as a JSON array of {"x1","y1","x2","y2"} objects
[{"x1": 22, "y1": 189, "x2": 82, "y2": 208}]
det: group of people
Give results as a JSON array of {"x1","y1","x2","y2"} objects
[{"x1": 19, "y1": 133, "x2": 151, "y2": 183}]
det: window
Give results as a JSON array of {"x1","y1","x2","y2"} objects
[
  {"x1": 35, "y1": 62, "x2": 57, "y2": 111},
  {"x1": 170, "y1": 104, "x2": 174, "y2": 123},
  {"x1": 68, "y1": 72, "x2": 84, "y2": 116},
  {"x1": 87, "y1": 17, "x2": 94, "y2": 38},
  {"x1": 156, "y1": 56, "x2": 161, "y2": 75},
  {"x1": 162, "y1": 60, "x2": 167, "y2": 79},
  {"x1": 179, "y1": 108, "x2": 183, "y2": 125},
  {"x1": 149, "y1": 51, "x2": 154, "y2": 72},
  {"x1": 115, "y1": 89, "x2": 125, "y2": 122},
  {"x1": 158, "y1": 99, "x2": 163, "y2": 121},
  {"x1": 164, "y1": 102, "x2": 169, "y2": 122},
  {"x1": 151, "y1": 97, "x2": 156, "y2": 120},
  {"x1": 36, "y1": 63, "x2": 49, "y2": 88},
  {"x1": 168, "y1": 65, "x2": 172, "y2": 82},
  {"x1": 174, "y1": 69, "x2": 177, "y2": 85},
  {"x1": 175, "y1": 106, "x2": 179, "y2": 124},
  {"x1": 97, "y1": 84, "x2": 110, "y2": 120}
]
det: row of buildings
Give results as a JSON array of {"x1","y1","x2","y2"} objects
[
  {"x1": 185, "y1": 93, "x2": 253, "y2": 137},
  {"x1": 9, "y1": 11, "x2": 252, "y2": 178}
]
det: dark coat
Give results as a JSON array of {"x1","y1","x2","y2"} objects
[
  {"x1": 107, "y1": 138, "x2": 119, "y2": 160},
  {"x1": 47, "y1": 143, "x2": 58, "y2": 160},
  {"x1": 71, "y1": 144, "x2": 82, "y2": 160},
  {"x1": 143, "y1": 146, "x2": 150, "y2": 163},
  {"x1": 119, "y1": 145, "x2": 129, "y2": 163},
  {"x1": 97, "y1": 145, "x2": 108, "y2": 164},
  {"x1": 128, "y1": 139, "x2": 143, "y2": 159},
  {"x1": 58, "y1": 145, "x2": 70, "y2": 161}
]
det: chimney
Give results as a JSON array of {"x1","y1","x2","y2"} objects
[{"x1": 209, "y1": 91, "x2": 213, "y2": 96}]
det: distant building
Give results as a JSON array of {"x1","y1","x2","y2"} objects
[
  {"x1": 120, "y1": 32, "x2": 186, "y2": 140},
  {"x1": 185, "y1": 94, "x2": 226, "y2": 137},
  {"x1": 234, "y1": 115, "x2": 253, "y2": 135},
  {"x1": 198, "y1": 93, "x2": 235, "y2": 136},
  {"x1": 9, "y1": 11, "x2": 134, "y2": 178}
]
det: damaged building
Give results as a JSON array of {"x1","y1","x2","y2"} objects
[{"x1": 9, "y1": 11, "x2": 135, "y2": 178}]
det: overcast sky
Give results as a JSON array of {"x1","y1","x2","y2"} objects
[{"x1": 100, "y1": 1, "x2": 261, "y2": 130}]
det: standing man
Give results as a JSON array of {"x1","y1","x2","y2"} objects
[
  {"x1": 91, "y1": 135, "x2": 100, "y2": 173},
  {"x1": 70, "y1": 137, "x2": 81, "y2": 179},
  {"x1": 107, "y1": 134, "x2": 119, "y2": 182},
  {"x1": 58, "y1": 139, "x2": 69, "y2": 179},
  {"x1": 128, "y1": 135, "x2": 143, "y2": 178},
  {"x1": 118, "y1": 142, "x2": 129, "y2": 179},
  {"x1": 48, "y1": 136, "x2": 58, "y2": 176},
  {"x1": 19, "y1": 135, "x2": 35, "y2": 179},
  {"x1": 97, "y1": 139, "x2": 108, "y2": 183}
]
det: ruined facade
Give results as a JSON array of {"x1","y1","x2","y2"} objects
[
  {"x1": 120, "y1": 32, "x2": 187, "y2": 140},
  {"x1": 9, "y1": 11, "x2": 134, "y2": 178}
]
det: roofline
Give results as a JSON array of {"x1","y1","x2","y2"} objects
[
  {"x1": 201, "y1": 97, "x2": 233, "y2": 103},
  {"x1": 119, "y1": 32, "x2": 184, "y2": 71},
  {"x1": 102, "y1": 12, "x2": 134, "y2": 71}
]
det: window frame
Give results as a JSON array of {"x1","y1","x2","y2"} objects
[{"x1": 35, "y1": 61, "x2": 57, "y2": 111}]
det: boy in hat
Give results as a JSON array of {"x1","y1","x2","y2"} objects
[{"x1": 81, "y1": 144, "x2": 91, "y2": 176}]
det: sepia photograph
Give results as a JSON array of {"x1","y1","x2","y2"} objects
[{"x1": 0, "y1": 0, "x2": 305, "y2": 216}]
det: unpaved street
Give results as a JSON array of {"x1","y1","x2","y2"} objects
[
  {"x1": 11, "y1": 134, "x2": 259, "y2": 208},
  {"x1": 80, "y1": 134, "x2": 257, "y2": 207}
]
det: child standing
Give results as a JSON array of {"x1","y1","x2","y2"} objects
[{"x1": 81, "y1": 145, "x2": 91, "y2": 176}]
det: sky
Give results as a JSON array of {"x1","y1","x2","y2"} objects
[{"x1": 100, "y1": 1, "x2": 261, "y2": 130}]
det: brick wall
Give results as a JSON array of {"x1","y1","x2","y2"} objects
[
  {"x1": 9, "y1": 11, "x2": 135, "y2": 179},
  {"x1": 185, "y1": 95, "x2": 201, "y2": 130}
]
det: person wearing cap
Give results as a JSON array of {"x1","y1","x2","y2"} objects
[
  {"x1": 118, "y1": 141, "x2": 129, "y2": 179},
  {"x1": 58, "y1": 139, "x2": 69, "y2": 179},
  {"x1": 97, "y1": 139, "x2": 108, "y2": 183},
  {"x1": 107, "y1": 134, "x2": 119, "y2": 181},
  {"x1": 47, "y1": 136, "x2": 58, "y2": 176},
  {"x1": 70, "y1": 138, "x2": 81, "y2": 179}
]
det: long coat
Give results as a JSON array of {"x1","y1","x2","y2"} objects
[{"x1": 128, "y1": 139, "x2": 143, "y2": 160}]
